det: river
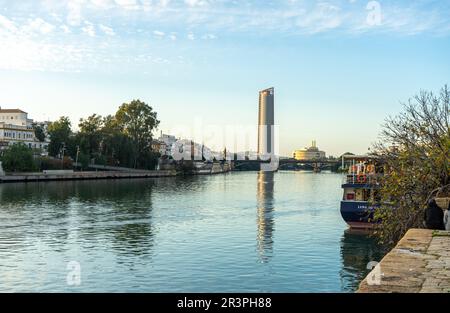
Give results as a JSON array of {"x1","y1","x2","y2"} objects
[{"x1": 0, "y1": 171, "x2": 386, "y2": 292}]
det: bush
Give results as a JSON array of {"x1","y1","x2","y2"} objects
[
  {"x1": 39, "y1": 156, "x2": 73, "y2": 171},
  {"x1": 0, "y1": 143, "x2": 37, "y2": 172}
]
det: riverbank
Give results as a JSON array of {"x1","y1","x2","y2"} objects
[
  {"x1": 0, "y1": 161, "x2": 232, "y2": 183},
  {"x1": 358, "y1": 229, "x2": 450, "y2": 293},
  {"x1": 0, "y1": 170, "x2": 178, "y2": 183}
]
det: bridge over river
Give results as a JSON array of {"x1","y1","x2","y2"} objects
[{"x1": 233, "y1": 158, "x2": 341, "y2": 171}]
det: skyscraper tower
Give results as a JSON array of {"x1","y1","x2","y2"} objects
[{"x1": 257, "y1": 87, "x2": 275, "y2": 156}]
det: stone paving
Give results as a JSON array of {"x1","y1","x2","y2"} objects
[{"x1": 358, "y1": 229, "x2": 450, "y2": 293}]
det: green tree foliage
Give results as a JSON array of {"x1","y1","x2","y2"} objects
[
  {"x1": 43, "y1": 100, "x2": 161, "y2": 171},
  {"x1": 100, "y1": 115, "x2": 135, "y2": 167},
  {"x1": 115, "y1": 100, "x2": 160, "y2": 168},
  {"x1": 0, "y1": 143, "x2": 36, "y2": 172},
  {"x1": 33, "y1": 124, "x2": 46, "y2": 142},
  {"x1": 78, "y1": 114, "x2": 103, "y2": 157},
  {"x1": 373, "y1": 86, "x2": 450, "y2": 245},
  {"x1": 47, "y1": 116, "x2": 73, "y2": 157}
]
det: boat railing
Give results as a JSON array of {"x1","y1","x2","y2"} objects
[{"x1": 344, "y1": 174, "x2": 382, "y2": 185}]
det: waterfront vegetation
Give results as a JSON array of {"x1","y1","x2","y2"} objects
[
  {"x1": 50, "y1": 99, "x2": 160, "y2": 170},
  {"x1": 0, "y1": 99, "x2": 161, "y2": 172},
  {"x1": 0, "y1": 143, "x2": 36, "y2": 172},
  {"x1": 373, "y1": 86, "x2": 450, "y2": 245}
]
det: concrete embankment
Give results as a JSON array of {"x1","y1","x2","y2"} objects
[
  {"x1": 0, "y1": 170, "x2": 177, "y2": 183},
  {"x1": 358, "y1": 229, "x2": 450, "y2": 293},
  {"x1": 0, "y1": 163, "x2": 232, "y2": 183}
]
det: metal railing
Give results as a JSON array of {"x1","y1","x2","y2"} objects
[{"x1": 344, "y1": 174, "x2": 382, "y2": 185}]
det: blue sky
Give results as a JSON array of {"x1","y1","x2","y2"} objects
[{"x1": 0, "y1": 0, "x2": 449, "y2": 156}]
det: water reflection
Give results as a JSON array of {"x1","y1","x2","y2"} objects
[
  {"x1": 0, "y1": 180, "x2": 157, "y2": 260},
  {"x1": 0, "y1": 173, "x2": 381, "y2": 292},
  {"x1": 256, "y1": 171, "x2": 275, "y2": 263},
  {"x1": 339, "y1": 229, "x2": 387, "y2": 292}
]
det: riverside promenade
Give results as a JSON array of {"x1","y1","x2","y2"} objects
[
  {"x1": 0, "y1": 162, "x2": 232, "y2": 183},
  {"x1": 358, "y1": 229, "x2": 450, "y2": 293}
]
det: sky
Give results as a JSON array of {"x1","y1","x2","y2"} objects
[{"x1": 0, "y1": 0, "x2": 449, "y2": 157}]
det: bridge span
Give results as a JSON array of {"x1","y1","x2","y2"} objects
[{"x1": 233, "y1": 158, "x2": 341, "y2": 171}]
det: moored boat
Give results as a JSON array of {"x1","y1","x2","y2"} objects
[{"x1": 340, "y1": 155, "x2": 382, "y2": 229}]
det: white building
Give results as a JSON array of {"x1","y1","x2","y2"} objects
[
  {"x1": 151, "y1": 139, "x2": 167, "y2": 156},
  {"x1": 158, "y1": 133, "x2": 178, "y2": 156},
  {"x1": 0, "y1": 108, "x2": 49, "y2": 152}
]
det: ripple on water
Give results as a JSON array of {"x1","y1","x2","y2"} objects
[{"x1": 0, "y1": 172, "x2": 385, "y2": 292}]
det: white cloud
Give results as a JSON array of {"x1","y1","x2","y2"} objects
[
  {"x1": 0, "y1": 33, "x2": 89, "y2": 72},
  {"x1": 153, "y1": 30, "x2": 165, "y2": 37},
  {"x1": 0, "y1": 14, "x2": 18, "y2": 33},
  {"x1": 296, "y1": 3, "x2": 344, "y2": 33},
  {"x1": 114, "y1": 0, "x2": 140, "y2": 10},
  {"x1": 159, "y1": 0, "x2": 171, "y2": 8},
  {"x1": 202, "y1": 33, "x2": 216, "y2": 40},
  {"x1": 184, "y1": 0, "x2": 210, "y2": 7},
  {"x1": 23, "y1": 18, "x2": 56, "y2": 35},
  {"x1": 81, "y1": 21, "x2": 96, "y2": 37},
  {"x1": 60, "y1": 24, "x2": 72, "y2": 34},
  {"x1": 1, "y1": 0, "x2": 449, "y2": 74},
  {"x1": 20, "y1": 0, "x2": 450, "y2": 37},
  {"x1": 90, "y1": 0, "x2": 115, "y2": 8},
  {"x1": 67, "y1": 0, "x2": 83, "y2": 26},
  {"x1": 99, "y1": 24, "x2": 115, "y2": 36}
]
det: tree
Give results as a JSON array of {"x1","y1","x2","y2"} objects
[
  {"x1": 115, "y1": 100, "x2": 160, "y2": 168},
  {"x1": 78, "y1": 114, "x2": 103, "y2": 157},
  {"x1": 373, "y1": 86, "x2": 450, "y2": 245},
  {"x1": 47, "y1": 116, "x2": 73, "y2": 157},
  {"x1": 0, "y1": 143, "x2": 36, "y2": 172},
  {"x1": 100, "y1": 115, "x2": 133, "y2": 167},
  {"x1": 33, "y1": 124, "x2": 46, "y2": 142}
]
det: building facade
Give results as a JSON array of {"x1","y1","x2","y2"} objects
[
  {"x1": 257, "y1": 87, "x2": 275, "y2": 156},
  {"x1": 151, "y1": 139, "x2": 167, "y2": 156},
  {"x1": 293, "y1": 141, "x2": 326, "y2": 160},
  {"x1": 158, "y1": 133, "x2": 178, "y2": 156},
  {"x1": 0, "y1": 108, "x2": 49, "y2": 152}
]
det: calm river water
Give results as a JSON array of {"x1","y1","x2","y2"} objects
[{"x1": 0, "y1": 171, "x2": 386, "y2": 292}]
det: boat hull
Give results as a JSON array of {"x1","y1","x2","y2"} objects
[{"x1": 340, "y1": 201, "x2": 378, "y2": 229}]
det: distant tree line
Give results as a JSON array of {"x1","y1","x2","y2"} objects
[
  {"x1": 48, "y1": 99, "x2": 161, "y2": 170},
  {"x1": 0, "y1": 99, "x2": 161, "y2": 172}
]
